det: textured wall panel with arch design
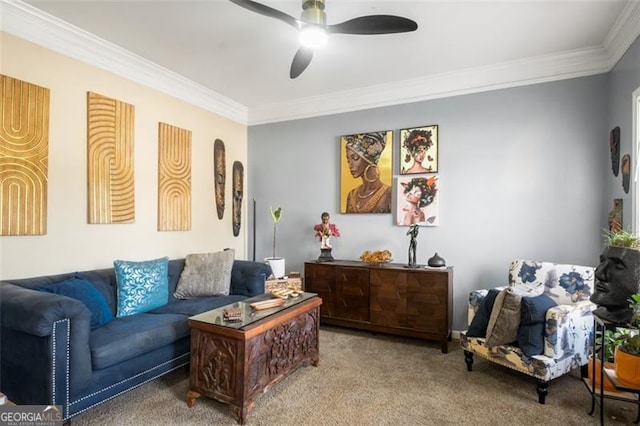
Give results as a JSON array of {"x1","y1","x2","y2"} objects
[
  {"x1": 158, "y1": 122, "x2": 191, "y2": 231},
  {"x1": 0, "y1": 74, "x2": 50, "y2": 236},
  {"x1": 87, "y1": 92, "x2": 135, "y2": 224}
]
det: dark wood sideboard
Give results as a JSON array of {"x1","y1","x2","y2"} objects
[{"x1": 304, "y1": 260, "x2": 453, "y2": 353}]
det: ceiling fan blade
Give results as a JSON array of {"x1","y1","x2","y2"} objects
[
  {"x1": 230, "y1": 0, "x2": 299, "y2": 29},
  {"x1": 327, "y1": 15, "x2": 418, "y2": 35},
  {"x1": 290, "y1": 48, "x2": 314, "y2": 79}
]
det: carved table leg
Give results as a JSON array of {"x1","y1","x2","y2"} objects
[
  {"x1": 232, "y1": 404, "x2": 250, "y2": 425},
  {"x1": 186, "y1": 390, "x2": 201, "y2": 408}
]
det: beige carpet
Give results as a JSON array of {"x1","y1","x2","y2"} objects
[{"x1": 73, "y1": 326, "x2": 637, "y2": 425}]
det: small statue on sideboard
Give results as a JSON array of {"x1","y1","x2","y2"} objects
[{"x1": 313, "y1": 212, "x2": 340, "y2": 262}]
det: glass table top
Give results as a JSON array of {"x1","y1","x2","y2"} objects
[{"x1": 189, "y1": 292, "x2": 318, "y2": 330}]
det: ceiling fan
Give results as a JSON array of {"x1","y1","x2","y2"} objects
[{"x1": 229, "y1": 0, "x2": 418, "y2": 79}]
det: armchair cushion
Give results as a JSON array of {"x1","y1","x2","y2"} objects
[
  {"x1": 466, "y1": 288, "x2": 500, "y2": 337},
  {"x1": 485, "y1": 284, "x2": 544, "y2": 347},
  {"x1": 517, "y1": 294, "x2": 557, "y2": 357}
]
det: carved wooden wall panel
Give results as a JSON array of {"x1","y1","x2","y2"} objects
[
  {"x1": 157, "y1": 122, "x2": 191, "y2": 231},
  {"x1": 87, "y1": 92, "x2": 135, "y2": 224},
  {"x1": 0, "y1": 74, "x2": 50, "y2": 236}
]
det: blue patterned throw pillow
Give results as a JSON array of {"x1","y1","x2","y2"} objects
[{"x1": 114, "y1": 257, "x2": 169, "y2": 318}]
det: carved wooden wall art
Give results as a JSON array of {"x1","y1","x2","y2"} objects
[
  {"x1": 158, "y1": 122, "x2": 192, "y2": 231},
  {"x1": 87, "y1": 92, "x2": 135, "y2": 224},
  {"x1": 214, "y1": 139, "x2": 226, "y2": 220},
  {"x1": 232, "y1": 161, "x2": 244, "y2": 237},
  {"x1": 0, "y1": 74, "x2": 50, "y2": 236}
]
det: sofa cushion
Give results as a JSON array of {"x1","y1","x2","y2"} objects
[
  {"x1": 36, "y1": 278, "x2": 114, "y2": 330},
  {"x1": 167, "y1": 258, "x2": 186, "y2": 301},
  {"x1": 149, "y1": 295, "x2": 246, "y2": 316},
  {"x1": 174, "y1": 250, "x2": 234, "y2": 299},
  {"x1": 75, "y1": 269, "x2": 118, "y2": 316},
  {"x1": 114, "y1": 257, "x2": 169, "y2": 317},
  {"x1": 230, "y1": 260, "x2": 272, "y2": 297},
  {"x1": 89, "y1": 312, "x2": 189, "y2": 370},
  {"x1": 466, "y1": 289, "x2": 500, "y2": 337}
]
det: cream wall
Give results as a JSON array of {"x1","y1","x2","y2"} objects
[{"x1": 0, "y1": 32, "x2": 248, "y2": 279}]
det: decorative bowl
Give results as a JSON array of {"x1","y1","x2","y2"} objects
[{"x1": 360, "y1": 250, "x2": 393, "y2": 265}]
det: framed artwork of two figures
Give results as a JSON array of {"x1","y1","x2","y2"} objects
[{"x1": 339, "y1": 125, "x2": 440, "y2": 227}]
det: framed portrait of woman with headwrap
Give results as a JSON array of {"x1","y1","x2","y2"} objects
[
  {"x1": 399, "y1": 125, "x2": 438, "y2": 174},
  {"x1": 340, "y1": 131, "x2": 393, "y2": 214}
]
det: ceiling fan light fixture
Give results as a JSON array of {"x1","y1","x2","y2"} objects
[{"x1": 299, "y1": 25, "x2": 328, "y2": 49}]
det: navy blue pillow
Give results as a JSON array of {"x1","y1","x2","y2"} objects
[
  {"x1": 518, "y1": 323, "x2": 546, "y2": 357},
  {"x1": 520, "y1": 293, "x2": 557, "y2": 326},
  {"x1": 466, "y1": 289, "x2": 501, "y2": 337},
  {"x1": 517, "y1": 294, "x2": 557, "y2": 357},
  {"x1": 37, "y1": 278, "x2": 114, "y2": 329}
]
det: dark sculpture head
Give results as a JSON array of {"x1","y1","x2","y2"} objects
[{"x1": 591, "y1": 245, "x2": 640, "y2": 322}]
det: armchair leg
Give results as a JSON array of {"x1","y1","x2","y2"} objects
[
  {"x1": 464, "y1": 350, "x2": 473, "y2": 372},
  {"x1": 536, "y1": 380, "x2": 548, "y2": 404}
]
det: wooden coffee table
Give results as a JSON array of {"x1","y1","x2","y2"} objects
[{"x1": 186, "y1": 292, "x2": 322, "y2": 424}]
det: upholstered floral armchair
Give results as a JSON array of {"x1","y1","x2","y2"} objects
[{"x1": 460, "y1": 260, "x2": 595, "y2": 404}]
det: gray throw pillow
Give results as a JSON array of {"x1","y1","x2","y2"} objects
[
  {"x1": 174, "y1": 250, "x2": 235, "y2": 299},
  {"x1": 485, "y1": 283, "x2": 544, "y2": 347}
]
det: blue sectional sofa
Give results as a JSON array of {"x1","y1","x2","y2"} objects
[{"x1": 0, "y1": 258, "x2": 271, "y2": 421}]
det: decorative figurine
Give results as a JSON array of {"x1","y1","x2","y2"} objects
[
  {"x1": 405, "y1": 224, "x2": 420, "y2": 268},
  {"x1": 428, "y1": 252, "x2": 446, "y2": 267},
  {"x1": 313, "y1": 212, "x2": 340, "y2": 262}
]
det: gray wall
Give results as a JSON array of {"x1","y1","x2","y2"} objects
[
  {"x1": 248, "y1": 74, "x2": 609, "y2": 331},
  {"x1": 606, "y1": 35, "x2": 640, "y2": 231}
]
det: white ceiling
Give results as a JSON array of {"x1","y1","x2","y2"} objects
[{"x1": 3, "y1": 1, "x2": 640, "y2": 124}]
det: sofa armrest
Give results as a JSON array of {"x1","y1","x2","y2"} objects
[
  {"x1": 1, "y1": 282, "x2": 90, "y2": 336},
  {"x1": 0, "y1": 282, "x2": 93, "y2": 400},
  {"x1": 230, "y1": 260, "x2": 272, "y2": 297},
  {"x1": 544, "y1": 300, "x2": 596, "y2": 360}
]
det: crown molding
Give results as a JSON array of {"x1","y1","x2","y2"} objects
[
  {"x1": 603, "y1": 0, "x2": 640, "y2": 69},
  {"x1": 248, "y1": 2, "x2": 640, "y2": 125},
  {"x1": 3, "y1": 0, "x2": 639, "y2": 127},
  {"x1": 248, "y1": 46, "x2": 610, "y2": 125},
  {"x1": 0, "y1": 0, "x2": 249, "y2": 124}
]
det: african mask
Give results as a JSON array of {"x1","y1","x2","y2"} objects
[
  {"x1": 214, "y1": 139, "x2": 226, "y2": 220},
  {"x1": 232, "y1": 161, "x2": 244, "y2": 237},
  {"x1": 610, "y1": 127, "x2": 620, "y2": 177},
  {"x1": 622, "y1": 154, "x2": 631, "y2": 194}
]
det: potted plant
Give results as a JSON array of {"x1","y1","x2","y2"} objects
[
  {"x1": 590, "y1": 328, "x2": 630, "y2": 391},
  {"x1": 614, "y1": 293, "x2": 640, "y2": 387},
  {"x1": 264, "y1": 206, "x2": 285, "y2": 278}
]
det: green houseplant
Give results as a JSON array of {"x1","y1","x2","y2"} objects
[
  {"x1": 264, "y1": 206, "x2": 285, "y2": 278},
  {"x1": 614, "y1": 294, "x2": 640, "y2": 386}
]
